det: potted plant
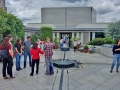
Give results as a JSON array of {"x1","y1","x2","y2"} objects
[
  {"x1": 84, "y1": 45, "x2": 88, "y2": 53},
  {"x1": 53, "y1": 37, "x2": 59, "y2": 49}
]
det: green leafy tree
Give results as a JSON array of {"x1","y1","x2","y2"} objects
[
  {"x1": 0, "y1": 8, "x2": 24, "y2": 43},
  {"x1": 31, "y1": 33, "x2": 40, "y2": 44},
  {"x1": 105, "y1": 20, "x2": 120, "y2": 40},
  {"x1": 40, "y1": 26, "x2": 53, "y2": 42}
]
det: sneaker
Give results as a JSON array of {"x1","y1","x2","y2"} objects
[
  {"x1": 16, "y1": 69, "x2": 20, "y2": 71},
  {"x1": 45, "y1": 72, "x2": 49, "y2": 75},
  {"x1": 116, "y1": 70, "x2": 119, "y2": 73},
  {"x1": 19, "y1": 68, "x2": 22, "y2": 70},
  {"x1": 110, "y1": 70, "x2": 112, "y2": 73},
  {"x1": 30, "y1": 73, "x2": 33, "y2": 76}
]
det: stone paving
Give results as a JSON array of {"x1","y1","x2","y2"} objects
[{"x1": 0, "y1": 49, "x2": 120, "y2": 90}]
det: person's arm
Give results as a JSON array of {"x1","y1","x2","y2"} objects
[
  {"x1": 39, "y1": 49, "x2": 44, "y2": 55},
  {"x1": 15, "y1": 45, "x2": 21, "y2": 55},
  {"x1": 8, "y1": 45, "x2": 13, "y2": 58}
]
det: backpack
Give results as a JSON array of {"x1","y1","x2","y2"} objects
[{"x1": 0, "y1": 49, "x2": 8, "y2": 58}]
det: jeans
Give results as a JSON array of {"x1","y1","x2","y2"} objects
[
  {"x1": 3, "y1": 56, "x2": 13, "y2": 77},
  {"x1": 111, "y1": 54, "x2": 120, "y2": 70},
  {"x1": 24, "y1": 51, "x2": 31, "y2": 68},
  {"x1": 60, "y1": 43, "x2": 63, "y2": 48},
  {"x1": 45, "y1": 57, "x2": 54, "y2": 74},
  {"x1": 16, "y1": 53, "x2": 21, "y2": 69},
  {"x1": 31, "y1": 59, "x2": 39, "y2": 74}
]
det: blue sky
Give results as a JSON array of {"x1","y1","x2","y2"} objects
[{"x1": 6, "y1": 0, "x2": 120, "y2": 24}]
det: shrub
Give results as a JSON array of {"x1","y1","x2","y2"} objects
[
  {"x1": 84, "y1": 45, "x2": 88, "y2": 49},
  {"x1": 70, "y1": 37, "x2": 78, "y2": 43},
  {"x1": 54, "y1": 37, "x2": 59, "y2": 45},
  {"x1": 104, "y1": 37, "x2": 115, "y2": 44},
  {"x1": 31, "y1": 33, "x2": 40, "y2": 44},
  {"x1": 40, "y1": 26, "x2": 53, "y2": 42},
  {"x1": 88, "y1": 38, "x2": 105, "y2": 46}
]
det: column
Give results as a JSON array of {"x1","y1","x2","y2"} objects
[
  {"x1": 57, "y1": 32, "x2": 59, "y2": 38},
  {"x1": 92, "y1": 32, "x2": 95, "y2": 40},
  {"x1": 24, "y1": 32, "x2": 27, "y2": 41},
  {"x1": 88, "y1": 32, "x2": 90, "y2": 42},
  {"x1": 81, "y1": 32, "x2": 83, "y2": 45},
  {"x1": 76, "y1": 32, "x2": 79, "y2": 38},
  {"x1": 53, "y1": 33, "x2": 55, "y2": 40},
  {"x1": 72, "y1": 32, "x2": 74, "y2": 38}
]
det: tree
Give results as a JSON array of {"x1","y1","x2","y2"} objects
[
  {"x1": 0, "y1": 8, "x2": 24, "y2": 43},
  {"x1": 40, "y1": 26, "x2": 53, "y2": 42},
  {"x1": 31, "y1": 33, "x2": 40, "y2": 44},
  {"x1": 105, "y1": 20, "x2": 120, "y2": 40}
]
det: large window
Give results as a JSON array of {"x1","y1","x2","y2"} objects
[{"x1": 95, "y1": 32, "x2": 105, "y2": 38}]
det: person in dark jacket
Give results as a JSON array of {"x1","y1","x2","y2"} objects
[{"x1": 110, "y1": 39, "x2": 120, "y2": 73}]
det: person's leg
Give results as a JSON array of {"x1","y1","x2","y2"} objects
[
  {"x1": 45, "y1": 57, "x2": 50, "y2": 75},
  {"x1": 8, "y1": 57, "x2": 13, "y2": 77},
  {"x1": 36, "y1": 59, "x2": 40, "y2": 74},
  {"x1": 28, "y1": 52, "x2": 32, "y2": 67},
  {"x1": 49, "y1": 57, "x2": 54, "y2": 74},
  {"x1": 110, "y1": 55, "x2": 117, "y2": 72},
  {"x1": 116, "y1": 55, "x2": 120, "y2": 72},
  {"x1": 16, "y1": 53, "x2": 19, "y2": 70},
  {"x1": 24, "y1": 51, "x2": 27, "y2": 68},
  {"x1": 19, "y1": 55, "x2": 22, "y2": 69},
  {"x1": 2, "y1": 58, "x2": 7, "y2": 77},
  {"x1": 30, "y1": 60, "x2": 35, "y2": 76}
]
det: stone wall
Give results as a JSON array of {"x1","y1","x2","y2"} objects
[{"x1": 100, "y1": 46, "x2": 113, "y2": 58}]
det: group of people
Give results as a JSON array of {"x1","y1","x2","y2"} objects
[
  {"x1": 0, "y1": 35, "x2": 54, "y2": 79},
  {"x1": 60, "y1": 37, "x2": 69, "y2": 48}
]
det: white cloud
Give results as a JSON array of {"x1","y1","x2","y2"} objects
[{"x1": 5, "y1": 0, "x2": 120, "y2": 24}]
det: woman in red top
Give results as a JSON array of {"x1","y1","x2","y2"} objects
[
  {"x1": 30, "y1": 42, "x2": 44, "y2": 76},
  {"x1": 0, "y1": 37, "x2": 14, "y2": 79}
]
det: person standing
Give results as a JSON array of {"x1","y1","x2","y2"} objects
[
  {"x1": 60, "y1": 38, "x2": 63, "y2": 48},
  {"x1": 77, "y1": 39, "x2": 81, "y2": 49},
  {"x1": 40, "y1": 38, "x2": 45, "y2": 51},
  {"x1": 110, "y1": 39, "x2": 120, "y2": 73},
  {"x1": 0, "y1": 37, "x2": 15, "y2": 79},
  {"x1": 73, "y1": 40, "x2": 77, "y2": 52},
  {"x1": 14, "y1": 38, "x2": 22, "y2": 71},
  {"x1": 23, "y1": 36, "x2": 32, "y2": 69},
  {"x1": 44, "y1": 37, "x2": 54, "y2": 75},
  {"x1": 30, "y1": 42, "x2": 44, "y2": 76}
]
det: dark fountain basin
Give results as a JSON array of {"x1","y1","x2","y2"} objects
[{"x1": 53, "y1": 47, "x2": 81, "y2": 69}]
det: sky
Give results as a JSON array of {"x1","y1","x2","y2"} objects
[{"x1": 6, "y1": 0, "x2": 120, "y2": 24}]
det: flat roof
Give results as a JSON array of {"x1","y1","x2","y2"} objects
[{"x1": 25, "y1": 27, "x2": 106, "y2": 32}]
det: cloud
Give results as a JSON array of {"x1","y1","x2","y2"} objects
[
  {"x1": 5, "y1": 0, "x2": 120, "y2": 24},
  {"x1": 114, "y1": 0, "x2": 120, "y2": 6}
]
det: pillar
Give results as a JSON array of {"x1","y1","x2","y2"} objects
[
  {"x1": 72, "y1": 32, "x2": 74, "y2": 38},
  {"x1": 88, "y1": 32, "x2": 90, "y2": 42},
  {"x1": 92, "y1": 32, "x2": 95, "y2": 40},
  {"x1": 57, "y1": 32, "x2": 59, "y2": 38},
  {"x1": 81, "y1": 32, "x2": 83, "y2": 45},
  {"x1": 76, "y1": 32, "x2": 79, "y2": 38},
  {"x1": 53, "y1": 33, "x2": 55, "y2": 41}
]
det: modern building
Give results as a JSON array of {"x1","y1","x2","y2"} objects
[
  {"x1": 25, "y1": 7, "x2": 108, "y2": 45},
  {"x1": 0, "y1": 0, "x2": 7, "y2": 11}
]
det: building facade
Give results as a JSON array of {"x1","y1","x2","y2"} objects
[
  {"x1": 0, "y1": 0, "x2": 7, "y2": 10},
  {"x1": 25, "y1": 7, "x2": 108, "y2": 45}
]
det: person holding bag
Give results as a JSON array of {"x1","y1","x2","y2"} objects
[
  {"x1": 30, "y1": 42, "x2": 44, "y2": 76},
  {"x1": 0, "y1": 37, "x2": 15, "y2": 79}
]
